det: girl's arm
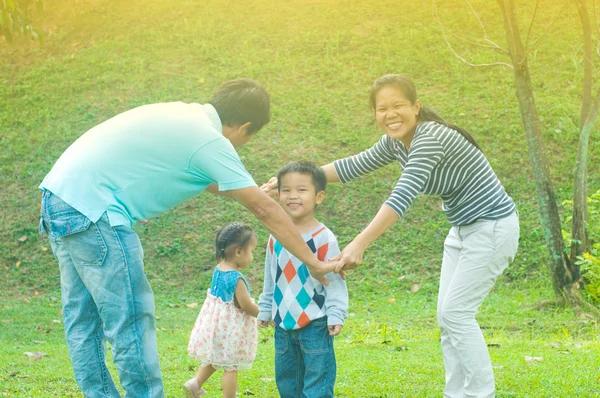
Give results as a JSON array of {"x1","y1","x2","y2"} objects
[
  {"x1": 332, "y1": 205, "x2": 399, "y2": 271},
  {"x1": 235, "y1": 279, "x2": 259, "y2": 317}
]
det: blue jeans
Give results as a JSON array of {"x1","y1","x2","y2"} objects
[
  {"x1": 274, "y1": 317, "x2": 336, "y2": 398},
  {"x1": 40, "y1": 191, "x2": 163, "y2": 397}
]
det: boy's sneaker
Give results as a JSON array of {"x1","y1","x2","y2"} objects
[{"x1": 183, "y1": 377, "x2": 207, "y2": 398}]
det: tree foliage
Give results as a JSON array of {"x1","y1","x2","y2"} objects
[{"x1": 0, "y1": 0, "x2": 43, "y2": 43}]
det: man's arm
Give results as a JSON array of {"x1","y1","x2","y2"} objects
[
  {"x1": 227, "y1": 186, "x2": 335, "y2": 281},
  {"x1": 205, "y1": 183, "x2": 235, "y2": 198}
]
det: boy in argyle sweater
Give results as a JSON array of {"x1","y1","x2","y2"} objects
[{"x1": 258, "y1": 161, "x2": 348, "y2": 398}]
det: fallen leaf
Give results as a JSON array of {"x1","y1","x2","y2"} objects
[
  {"x1": 15, "y1": 261, "x2": 21, "y2": 268},
  {"x1": 410, "y1": 284, "x2": 420, "y2": 293},
  {"x1": 52, "y1": 320, "x2": 61, "y2": 324},
  {"x1": 40, "y1": 246, "x2": 48, "y2": 252},
  {"x1": 36, "y1": 204, "x2": 41, "y2": 211},
  {"x1": 260, "y1": 378, "x2": 274, "y2": 382},
  {"x1": 18, "y1": 235, "x2": 28, "y2": 243},
  {"x1": 24, "y1": 352, "x2": 46, "y2": 361},
  {"x1": 155, "y1": 316, "x2": 161, "y2": 320},
  {"x1": 32, "y1": 340, "x2": 46, "y2": 344},
  {"x1": 186, "y1": 302, "x2": 198, "y2": 308},
  {"x1": 388, "y1": 298, "x2": 396, "y2": 303},
  {"x1": 167, "y1": 303, "x2": 180, "y2": 308},
  {"x1": 398, "y1": 275, "x2": 406, "y2": 280},
  {"x1": 524, "y1": 356, "x2": 543, "y2": 362}
]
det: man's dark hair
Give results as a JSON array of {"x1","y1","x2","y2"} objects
[
  {"x1": 277, "y1": 161, "x2": 327, "y2": 193},
  {"x1": 208, "y1": 78, "x2": 270, "y2": 134}
]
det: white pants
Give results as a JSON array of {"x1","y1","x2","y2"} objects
[{"x1": 438, "y1": 212, "x2": 519, "y2": 398}]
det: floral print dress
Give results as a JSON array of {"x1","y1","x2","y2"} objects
[{"x1": 187, "y1": 268, "x2": 258, "y2": 370}]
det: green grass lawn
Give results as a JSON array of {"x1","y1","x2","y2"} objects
[{"x1": 1, "y1": 0, "x2": 600, "y2": 396}]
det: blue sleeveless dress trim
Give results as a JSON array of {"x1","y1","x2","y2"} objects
[{"x1": 209, "y1": 268, "x2": 251, "y2": 303}]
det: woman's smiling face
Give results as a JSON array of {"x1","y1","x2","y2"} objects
[{"x1": 374, "y1": 85, "x2": 420, "y2": 147}]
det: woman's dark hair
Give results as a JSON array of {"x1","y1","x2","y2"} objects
[
  {"x1": 369, "y1": 74, "x2": 482, "y2": 151},
  {"x1": 276, "y1": 160, "x2": 327, "y2": 193},
  {"x1": 215, "y1": 222, "x2": 257, "y2": 261},
  {"x1": 208, "y1": 78, "x2": 270, "y2": 134}
]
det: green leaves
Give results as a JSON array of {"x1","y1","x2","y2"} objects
[{"x1": 0, "y1": 0, "x2": 43, "y2": 43}]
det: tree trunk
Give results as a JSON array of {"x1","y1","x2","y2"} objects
[
  {"x1": 571, "y1": 0, "x2": 594, "y2": 266},
  {"x1": 497, "y1": 0, "x2": 574, "y2": 294}
]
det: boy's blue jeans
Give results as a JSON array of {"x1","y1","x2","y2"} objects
[
  {"x1": 39, "y1": 190, "x2": 163, "y2": 397},
  {"x1": 274, "y1": 317, "x2": 336, "y2": 398}
]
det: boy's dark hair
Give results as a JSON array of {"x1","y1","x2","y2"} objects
[
  {"x1": 215, "y1": 222, "x2": 257, "y2": 261},
  {"x1": 276, "y1": 161, "x2": 327, "y2": 193},
  {"x1": 208, "y1": 78, "x2": 270, "y2": 134}
]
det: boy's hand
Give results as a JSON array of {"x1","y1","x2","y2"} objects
[
  {"x1": 258, "y1": 320, "x2": 271, "y2": 328},
  {"x1": 328, "y1": 325, "x2": 343, "y2": 336}
]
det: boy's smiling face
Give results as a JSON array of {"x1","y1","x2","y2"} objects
[{"x1": 278, "y1": 172, "x2": 324, "y2": 223}]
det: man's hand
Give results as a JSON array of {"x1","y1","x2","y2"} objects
[{"x1": 328, "y1": 325, "x2": 343, "y2": 336}]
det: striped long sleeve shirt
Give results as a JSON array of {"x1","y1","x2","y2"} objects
[{"x1": 334, "y1": 121, "x2": 516, "y2": 226}]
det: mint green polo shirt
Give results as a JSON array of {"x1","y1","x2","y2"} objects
[{"x1": 40, "y1": 102, "x2": 257, "y2": 227}]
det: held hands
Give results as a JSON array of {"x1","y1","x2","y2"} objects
[
  {"x1": 311, "y1": 260, "x2": 346, "y2": 285},
  {"x1": 328, "y1": 325, "x2": 343, "y2": 336},
  {"x1": 260, "y1": 176, "x2": 278, "y2": 198},
  {"x1": 258, "y1": 320, "x2": 272, "y2": 328},
  {"x1": 330, "y1": 240, "x2": 366, "y2": 272}
]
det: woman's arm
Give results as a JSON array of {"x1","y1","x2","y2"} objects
[
  {"x1": 260, "y1": 136, "x2": 395, "y2": 196},
  {"x1": 333, "y1": 134, "x2": 444, "y2": 271},
  {"x1": 333, "y1": 205, "x2": 399, "y2": 271},
  {"x1": 235, "y1": 279, "x2": 259, "y2": 317},
  {"x1": 321, "y1": 162, "x2": 341, "y2": 183}
]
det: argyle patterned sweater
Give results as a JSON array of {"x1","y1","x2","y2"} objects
[{"x1": 258, "y1": 224, "x2": 348, "y2": 330}]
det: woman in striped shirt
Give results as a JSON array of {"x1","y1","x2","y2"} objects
[{"x1": 263, "y1": 74, "x2": 519, "y2": 397}]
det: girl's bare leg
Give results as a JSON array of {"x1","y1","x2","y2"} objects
[
  {"x1": 222, "y1": 370, "x2": 238, "y2": 398},
  {"x1": 196, "y1": 365, "x2": 217, "y2": 387}
]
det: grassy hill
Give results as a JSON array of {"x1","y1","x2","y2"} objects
[{"x1": 1, "y1": 0, "x2": 598, "y2": 396}]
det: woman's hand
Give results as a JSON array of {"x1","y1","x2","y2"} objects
[
  {"x1": 331, "y1": 240, "x2": 367, "y2": 272},
  {"x1": 260, "y1": 176, "x2": 278, "y2": 198}
]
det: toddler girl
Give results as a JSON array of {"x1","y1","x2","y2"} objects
[{"x1": 185, "y1": 223, "x2": 259, "y2": 398}]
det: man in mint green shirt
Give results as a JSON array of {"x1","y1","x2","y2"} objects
[{"x1": 39, "y1": 78, "x2": 335, "y2": 398}]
